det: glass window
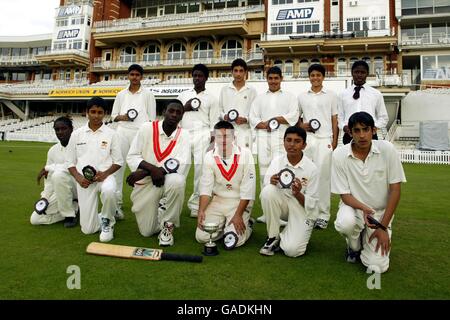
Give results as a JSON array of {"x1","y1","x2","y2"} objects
[
  {"x1": 176, "y1": 3, "x2": 188, "y2": 14},
  {"x1": 374, "y1": 57, "x2": 384, "y2": 75},
  {"x1": 227, "y1": 0, "x2": 239, "y2": 8},
  {"x1": 422, "y1": 55, "x2": 436, "y2": 79},
  {"x1": 418, "y1": 0, "x2": 433, "y2": 14},
  {"x1": 120, "y1": 47, "x2": 136, "y2": 63},
  {"x1": 221, "y1": 40, "x2": 242, "y2": 60},
  {"x1": 337, "y1": 58, "x2": 347, "y2": 76},
  {"x1": 168, "y1": 42, "x2": 186, "y2": 60},
  {"x1": 214, "y1": 0, "x2": 226, "y2": 9},
  {"x1": 193, "y1": 41, "x2": 213, "y2": 59},
  {"x1": 0, "y1": 48, "x2": 9, "y2": 56},
  {"x1": 284, "y1": 60, "x2": 293, "y2": 77},
  {"x1": 437, "y1": 55, "x2": 450, "y2": 80},
  {"x1": 165, "y1": 5, "x2": 175, "y2": 14},
  {"x1": 274, "y1": 59, "x2": 282, "y2": 70},
  {"x1": 136, "y1": 8, "x2": 146, "y2": 17},
  {"x1": 299, "y1": 59, "x2": 308, "y2": 77},
  {"x1": 143, "y1": 44, "x2": 160, "y2": 62},
  {"x1": 188, "y1": 2, "x2": 200, "y2": 13}
]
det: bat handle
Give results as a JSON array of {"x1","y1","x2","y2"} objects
[{"x1": 161, "y1": 252, "x2": 203, "y2": 263}]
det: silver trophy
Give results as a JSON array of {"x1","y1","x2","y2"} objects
[
  {"x1": 34, "y1": 198, "x2": 49, "y2": 215},
  {"x1": 191, "y1": 98, "x2": 201, "y2": 111},
  {"x1": 278, "y1": 168, "x2": 295, "y2": 189},
  {"x1": 127, "y1": 108, "x2": 138, "y2": 121},
  {"x1": 202, "y1": 222, "x2": 219, "y2": 256},
  {"x1": 227, "y1": 109, "x2": 239, "y2": 122},
  {"x1": 309, "y1": 118, "x2": 321, "y2": 131},
  {"x1": 268, "y1": 118, "x2": 280, "y2": 131}
]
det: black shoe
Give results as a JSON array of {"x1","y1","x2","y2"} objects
[{"x1": 64, "y1": 216, "x2": 77, "y2": 228}]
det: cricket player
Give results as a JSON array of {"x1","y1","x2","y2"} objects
[
  {"x1": 177, "y1": 64, "x2": 220, "y2": 218},
  {"x1": 66, "y1": 97, "x2": 123, "y2": 242},
  {"x1": 297, "y1": 64, "x2": 339, "y2": 230},
  {"x1": 332, "y1": 112, "x2": 406, "y2": 273},
  {"x1": 219, "y1": 58, "x2": 257, "y2": 149},
  {"x1": 196, "y1": 120, "x2": 256, "y2": 249},
  {"x1": 126, "y1": 100, "x2": 191, "y2": 246},
  {"x1": 30, "y1": 117, "x2": 78, "y2": 228},
  {"x1": 249, "y1": 66, "x2": 299, "y2": 223},
  {"x1": 111, "y1": 64, "x2": 156, "y2": 218},
  {"x1": 338, "y1": 60, "x2": 389, "y2": 145}
]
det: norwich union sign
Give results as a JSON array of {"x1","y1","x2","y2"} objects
[{"x1": 276, "y1": 8, "x2": 314, "y2": 20}]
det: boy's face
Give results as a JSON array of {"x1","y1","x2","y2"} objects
[
  {"x1": 164, "y1": 104, "x2": 184, "y2": 127},
  {"x1": 87, "y1": 106, "x2": 105, "y2": 127},
  {"x1": 350, "y1": 122, "x2": 376, "y2": 148},
  {"x1": 284, "y1": 133, "x2": 306, "y2": 156},
  {"x1": 214, "y1": 128, "x2": 234, "y2": 153},
  {"x1": 232, "y1": 66, "x2": 246, "y2": 83},
  {"x1": 192, "y1": 70, "x2": 207, "y2": 88},
  {"x1": 309, "y1": 70, "x2": 324, "y2": 87},
  {"x1": 352, "y1": 65, "x2": 368, "y2": 86},
  {"x1": 53, "y1": 122, "x2": 72, "y2": 145},
  {"x1": 128, "y1": 70, "x2": 142, "y2": 86},
  {"x1": 267, "y1": 73, "x2": 282, "y2": 92}
]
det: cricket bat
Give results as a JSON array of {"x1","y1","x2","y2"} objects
[{"x1": 86, "y1": 242, "x2": 203, "y2": 263}]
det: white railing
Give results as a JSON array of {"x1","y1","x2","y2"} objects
[
  {"x1": 399, "y1": 149, "x2": 450, "y2": 165},
  {"x1": 93, "y1": 5, "x2": 264, "y2": 33},
  {"x1": 36, "y1": 49, "x2": 89, "y2": 59},
  {"x1": 0, "y1": 55, "x2": 38, "y2": 65},
  {"x1": 400, "y1": 33, "x2": 450, "y2": 46}
]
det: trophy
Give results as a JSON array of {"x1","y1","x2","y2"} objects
[
  {"x1": 34, "y1": 198, "x2": 49, "y2": 215},
  {"x1": 227, "y1": 109, "x2": 239, "y2": 122},
  {"x1": 223, "y1": 231, "x2": 238, "y2": 250},
  {"x1": 191, "y1": 98, "x2": 201, "y2": 111},
  {"x1": 309, "y1": 118, "x2": 321, "y2": 131},
  {"x1": 278, "y1": 168, "x2": 295, "y2": 189},
  {"x1": 268, "y1": 118, "x2": 280, "y2": 131},
  {"x1": 163, "y1": 158, "x2": 180, "y2": 174},
  {"x1": 82, "y1": 165, "x2": 97, "y2": 182},
  {"x1": 127, "y1": 108, "x2": 138, "y2": 121},
  {"x1": 202, "y1": 222, "x2": 219, "y2": 256}
]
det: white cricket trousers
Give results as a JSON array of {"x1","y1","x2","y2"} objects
[
  {"x1": 304, "y1": 134, "x2": 333, "y2": 221},
  {"x1": 76, "y1": 175, "x2": 117, "y2": 234},
  {"x1": 334, "y1": 203, "x2": 393, "y2": 273},
  {"x1": 130, "y1": 173, "x2": 186, "y2": 237},
  {"x1": 255, "y1": 131, "x2": 284, "y2": 190},
  {"x1": 260, "y1": 184, "x2": 315, "y2": 257},
  {"x1": 195, "y1": 196, "x2": 253, "y2": 247},
  {"x1": 115, "y1": 126, "x2": 138, "y2": 206},
  {"x1": 30, "y1": 170, "x2": 78, "y2": 225},
  {"x1": 187, "y1": 128, "x2": 211, "y2": 215}
]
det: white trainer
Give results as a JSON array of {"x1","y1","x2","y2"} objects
[
  {"x1": 158, "y1": 221, "x2": 174, "y2": 246},
  {"x1": 100, "y1": 218, "x2": 114, "y2": 242}
]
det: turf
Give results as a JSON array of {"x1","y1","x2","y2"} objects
[{"x1": 0, "y1": 141, "x2": 449, "y2": 300}]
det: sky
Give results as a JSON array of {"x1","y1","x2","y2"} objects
[{"x1": 0, "y1": 0, "x2": 60, "y2": 36}]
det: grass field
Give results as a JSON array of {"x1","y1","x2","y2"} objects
[{"x1": 0, "y1": 140, "x2": 449, "y2": 300}]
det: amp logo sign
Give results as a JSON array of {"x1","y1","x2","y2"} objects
[
  {"x1": 57, "y1": 29, "x2": 80, "y2": 39},
  {"x1": 277, "y1": 8, "x2": 314, "y2": 20}
]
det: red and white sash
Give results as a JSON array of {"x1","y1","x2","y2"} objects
[
  {"x1": 214, "y1": 153, "x2": 240, "y2": 181},
  {"x1": 152, "y1": 121, "x2": 181, "y2": 162}
]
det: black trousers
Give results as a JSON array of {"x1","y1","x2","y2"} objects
[{"x1": 343, "y1": 132, "x2": 378, "y2": 145}]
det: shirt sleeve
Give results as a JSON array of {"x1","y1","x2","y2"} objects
[
  {"x1": 386, "y1": 142, "x2": 407, "y2": 184},
  {"x1": 198, "y1": 154, "x2": 215, "y2": 197},
  {"x1": 330, "y1": 91, "x2": 338, "y2": 116},
  {"x1": 111, "y1": 92, "x2": 121, "y2": 120},
  {"x1": 331, "y1": 149, "x2": 350, "y2": 194},
  {"x1": 126, "y1": 125, "x2": 146, "y2": 172},
  {"x1": 44, "y1": 146, "x2": 56, "y2": 173},
  {"x1": 146, "y1": 90, "x2": 157, "y2": 121},
  {"x1": 302, "y1": 166, "x2": 319, "y2": 220},
  {"x1": 239, "y1": 150, "x2": 256, "y2": 200},
  {"x1": 337, "y1": 92, "x2": 346, "y2": 130},
  {"x1": 375, "y1": 92, "x2": 389, "y2": 129},
  {"x1": 110, "y1": 132, "x2": 123, "y2": 167},
  {"x1": 65, "y1": 132, "x2": 77, "y2": 169},
  {"x1": 283, "y1": 93, "x2": 300, "y2": 126}
]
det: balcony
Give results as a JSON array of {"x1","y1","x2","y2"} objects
[
  {"x1": 91, "y1": 51, "x2": 263, "y2": 72},
  {"x1": 35, "y1": 49, "x2": 90, "y2": 67},
  {"x1": 400, "y1": 33, "x2": 450, "y2": 49},
  {"x1": 92, "y1": 5, "x2": 264, "y2": 46},
  {"x1": 0, "y1": 55, "x2": 39, "y2": 67}
]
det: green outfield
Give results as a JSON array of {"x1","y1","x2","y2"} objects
[{"x1": 0, "y1": 140, "x2": 449, "y2": 300}]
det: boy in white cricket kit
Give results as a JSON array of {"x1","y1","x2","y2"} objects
[
  {"x1": 249, "y1": 66, "x2": 299, "y2": 223},
  {"x1": 196, "y1": 120, "x2": 256, "y2": 249},
  {"x1": 177, "y1": 64, "x2": 220, "y2": 218},
  {"x1": 30, "y1": 117, "x2": 78, "y2": 228},
  {"x1": 111, "y1": 64, "x2": 156, "y2": 218},
  {"x1": 332, "y1": 112, "x2": 406, "y2": 273},
  {"x1": 66, "y1": 97, "x2": 123, "y2": 242},
  {"x1": 259, "y1": 126, "x2": 319, "y2": 257},
  {"x1": 219, "y1": 58, "x2": 257, "y2": 149},
  {"x1": 126, "y1": 100, "x2": 190, "y2": 246},
  {"x1": 297, "y1": 64, "x2": 339, "y2": 230}
]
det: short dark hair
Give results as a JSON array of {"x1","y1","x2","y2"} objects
[
  {"x1": 128, "y1": 64, "x2": 144, "y2": 75},
  {"x1": 284, "y1": 126, "x2": 307, "y2": 142},
  {"x1": 54, "y1": 116, "x2": 73, "y2": 129},
  {"x1": 308, "y1": 63, "x2": 326, "y2": 76},
  {"x1": 267, "y1": 66, "x2": 282, "y2": 77},
  {"x1": 214, "y1": 120, "x2": 234, "y2": 131},
  {"x1": 348, "y1": 111, "x2": 375, "y2": 130},
  {"x1": 231, "y1": 58, "x2": 247, "y2": 71},
  {"x1": 87, "y1": 97, "x2": 106, "y2": 111},
  {"x1": 164, "y1": 99, "x2": 184, "y2": 112},
  {"x1": 351, "y1": 60, "x2": 369, "y2": 72},
  {"x1": 192, "y1": 64, "x2": 209, "y2": 79}
]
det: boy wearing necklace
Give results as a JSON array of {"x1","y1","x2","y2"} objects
[
  {"x1": 126, "y1": 100, "x2": 191, "y2": 246},
  {"x1": 332, "y1": 112, "x2": 405, "y2": 273},
  {"x1": 195, "y1": 121, "x2": 256, "y2": 250}
]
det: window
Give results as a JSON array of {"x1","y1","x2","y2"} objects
[
  {"x1": 374, "y1": 57, "x2": 384, "y2": 75},
  {"x1": 362, "y1": 57, "x2": 372, "y2": 73},
  {"x1": 349, "y1": 57, "x2": 359, "y2": 70},
  {"x1": 371, "y1": 16, "x2": 386, "y2": 30},
  {"x1": 272, "y1": 0, "x2": 293, "y2": 4},
  {"x1": 337, "y1": 58, "x2": 347, "y2": 75},
  {"x1": 85, "y1": 41, "x2": 89, "y2": 51},
  {"x1": 120, "y1": 47, "x2": 136, "y2": 63},
  {"x1": 347, "y1": 18, "x2": 360, "y2": 32},
  {"x1": 297, "y1": 20, "x2": 320, "y2": 34},
  {"x1": 274, "y1": 59, "x2": 283, "y2": 70},
  {"x1": 362, "y1": 17, "x2": 369, "y2": 31},
  {"x1": 298, "y1": 0, "x2": 319, "y2": 2},
  {"x1": 53, "y1": 42, "x2": 67, "y2": 50},
  {"x1": 271, "y1": 22, "x2": 293, "y2": 35},
  {"x1": 331, "y1": 22, "x2": 339, "y2": 33},
  {"x1": 421, "y1": 54, "x2": 450, "y2": 80},
  {"x1": 284, "y1": 60, "x2": 294, "y2": 77},
  {"x1": 299, "y1": 59, "x2": 309, "y2": 77},
  {"x1": 72, "y1": 41, "x2": 82, "y2": 50},
  {"x1": 71, "y1": 17, "x2": 84, "y2": 25},
  {"x1": 167, "y1": 43, "x2": 186, "y2": 60},
  {"x1": 221, "y1": 40, "x2": 242, "y2": 60},
  {"x1": 193, "y1": 41, "x2": 213, "y2": 59},
  {"x1": 65, "y1": 69, "x2": 71, "y2": 81},
  {"x1": 332, "y1": 0, "x2": 338, "y2": 5},
  {"x1": 143, "y1": 44, "x2": 160, "y2": 62},
  {"x1": 0, "y1": 48, "x2": 9, "y2": 56},
  {"x1": 176, "y1": 3, "x2": 188, "y2": 14},
  {"x1": 74, "y1": 69, "x2": 81, "y2": 80},
  {"x1": 56, "y1": 19, "x2": 68, "y2": 27}
]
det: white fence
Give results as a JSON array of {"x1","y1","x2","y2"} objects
[{"x1": 399, "y1": 150, "x2": 450, "y2": 165}]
